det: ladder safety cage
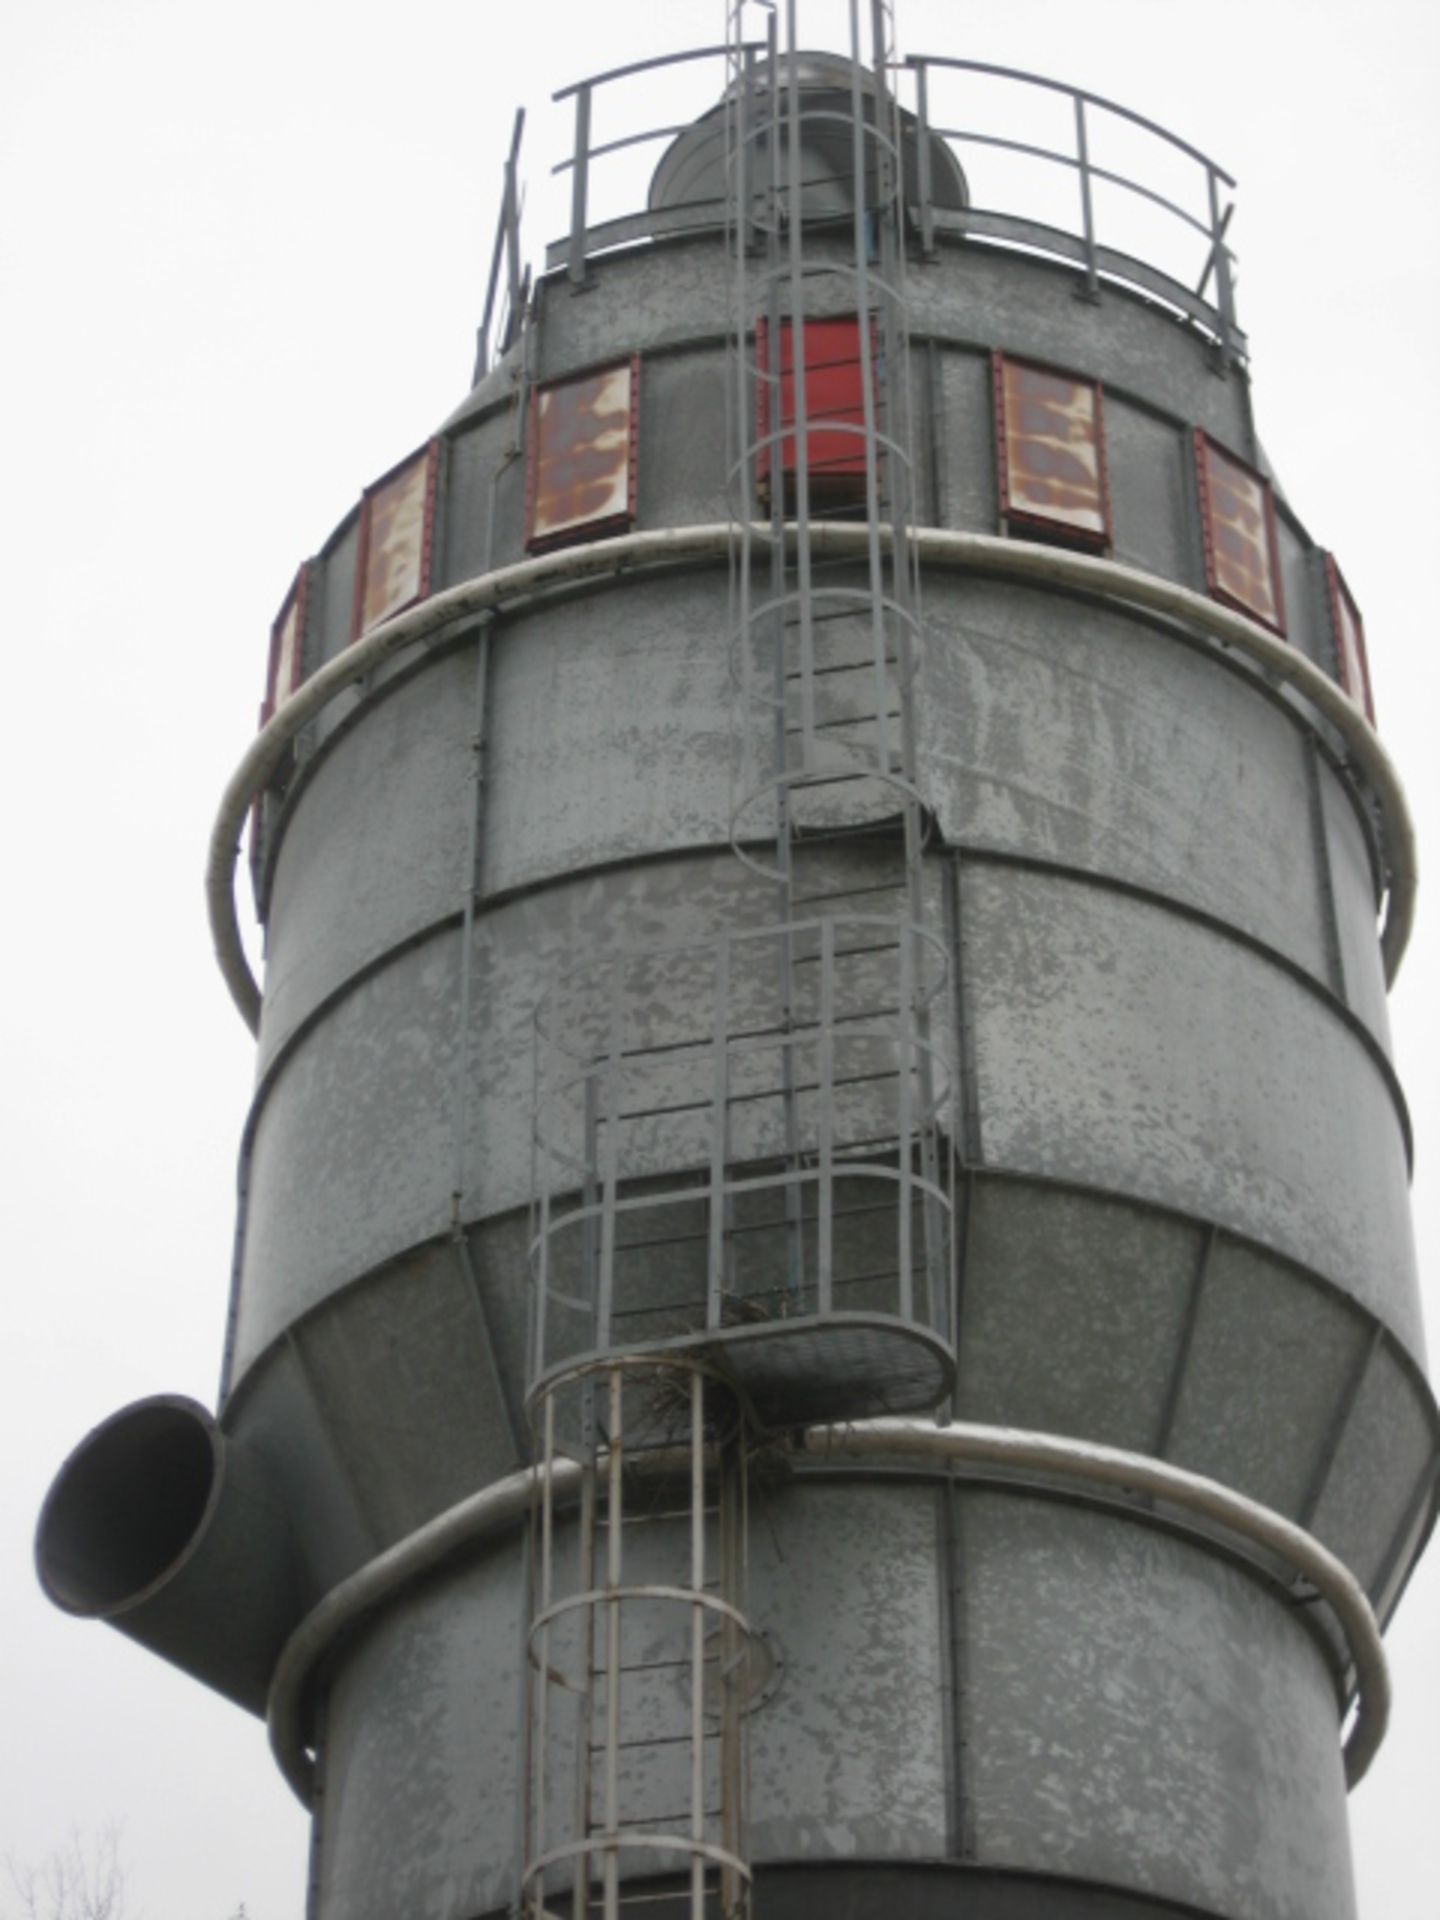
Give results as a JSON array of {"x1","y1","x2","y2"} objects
[
  {"x1": 522, "y1": 1355, "x2": 754, "y2": 1920},
  {"x1": 522, "y1": 12, "x2": 963, "y2": 1916},
  {"x1": 529, "y1": 914, "x2": 956, "y2": 1426}
]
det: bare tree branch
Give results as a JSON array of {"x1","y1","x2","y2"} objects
[{"x1": 4, "y1": 1827, "x2": 132, "y2": 1920}]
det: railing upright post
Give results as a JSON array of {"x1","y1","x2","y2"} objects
[
  {"x1": 1207, "y1": 164, "x2": 1239, "y2": 368},
  {"x1": 1073, "y1": 92, "x2": 1100, "y2": 302},
  {"x1": 740, "y1": 43, "x2": 757, "y2": 255},
  {"x1": 912, "y1": 57, "x2": 937, "y2": 260},
  {"x1": 568, "y1": 83, "x2": 592, "y2": 289},
  {"x1": 501, "y1": 112, "x2": 525, "y2": 353}
]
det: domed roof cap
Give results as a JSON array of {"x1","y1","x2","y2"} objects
[{"x1": 648, "y1": 49, "x2": 966, "y2": 220}]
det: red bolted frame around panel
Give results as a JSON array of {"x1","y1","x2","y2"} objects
[
  {"x1": 260, "y1": 560, "x2": 312, "y2": 730},
  {"x1": 1193, "y1": 427, "x2": 1287, "y2": 638},
  {"x1": 1324, "y1": 552, "x2": 1376, "y2": 727},
  {"x1": 349, "y1": 438, "x2": 442, "y2": 643},
  {"x1": 755, "y1": 315, "x2": 877, "y2": 501},
  {"x1": 991, "y1": 350, "x2": 1112, "y2": 552},
  {"x1": 524, "y1": 356, "x2": 640, "y2": 554}
]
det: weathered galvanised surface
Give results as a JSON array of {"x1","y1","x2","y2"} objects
[{"x1": 36, "y1": 12, "x2": 1433, "y2": 1920}]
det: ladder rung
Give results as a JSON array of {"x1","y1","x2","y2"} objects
[
  {"x1": 781, "y1": 605, "x2": 876, "y2": 630},
  {"x1": 602, "y1": 1888, "x2": 721, "y2": 1910},
  {"x1": 789, "y1": 884, "x2": 905, "y2": 905},
  {"x1": 591, "y1": 1811, "x2": 724, "y2": 1833},
  {"x1": 588, "y1": 1657, "x2": 698, "y2": 1679},
  {"x1": 590, "y1": 1729, "x2": 719, "y2": 1754},
  {"x1": 592, "y1": 1508, "x2": 719, "y2": 1524},
  {"x1": 788, "y1": 939, "x2": 901, "y2": 965},
  {"x1": 783, "y1": 713, "x2": 901, "y2": 736}
]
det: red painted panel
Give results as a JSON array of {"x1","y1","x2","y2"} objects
[{"x1": 756, "y1": 316, "x2": 871, "y2": 494}]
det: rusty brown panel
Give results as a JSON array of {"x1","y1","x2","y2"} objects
[
  {"x1": 1196, "y1": 431, "x2": 1285, "y2": 635},
  {"x1": 354, "y1": 443, "x2": 436, "y2": 639},
  {"x1": 527, "y1": 359, "x2": 635, "y2": 551},
  {"x1": 996, "y1": 355, "x2": 1109, "y2": 545},
  {"x1": 262, "y1": 561, "x2": 310, "y2": 727},
  {"x1": 1327, "y1": 553, "x2": 1375, "y2": 724}
]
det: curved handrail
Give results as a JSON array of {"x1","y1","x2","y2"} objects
[
  {"x1": 265, "y1": 1419, "x2": 1388, "y2": 1806},
  {"x1": 209, "y1": 524, "x2": 1415, "y2": 1034},
  {"x1": 906, "y1": 53, "x2": 1238, "y2": 349},
  {"x1": 907, "y1": 56, "x2": 1234, "y2": 184},
  {"x1": 553, "y1": 43, "x2": 750, "y2": 106},
  {"x1": 541, "y1": 43, "x2": 1238, "y2": 350}
]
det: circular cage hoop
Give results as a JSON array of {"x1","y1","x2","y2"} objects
[
  {"x1": 726, "y1": 97, "x2": 906, "y2": 164},
  {"x1": 724, "y1": 579, "x2": 924, "y2": 709},
  {"x1": 522, "y1": 1832, "x2": 753, "y2": 1916},
  {"x1": 525, "y1": 1348, "x2": 759, "y2": 1446},
  {"x1": 528, "y1": 1312, "x2": 956, "y2": 1434},
  {"x1": 527, "y1": 1583, "x2": 753, "y2": 1689},
  {"x1": 727, "y1": 417, "x2": 918, "y2": 501},
  {"x1": 728, "y1": 761, "x2": 932, "y2": 883},
  {"x1": 733, "y1": 255, "x2": 911, "y2": 316}
]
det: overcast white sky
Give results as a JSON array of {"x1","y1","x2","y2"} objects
[{"x1": 1, "y1": 3, "x2": 1436, "y2": 1916}]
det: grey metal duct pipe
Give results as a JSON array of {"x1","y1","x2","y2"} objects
[
  {"x1": 35, "y1": 1394, "x2": 300, "y2": 1715},
  {"x1": 265, "y1": 1421, "x2": 1388, "y2": 1806},
  {"x1": 206, "y1": 525, "x2": 1418, "y2": 1035}
]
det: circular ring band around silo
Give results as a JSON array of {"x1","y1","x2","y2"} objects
[
  {"x1": 208, "y1": 525, "x2": 1417, "y2": 1033},
  {"x1": 264, "y1": 1417, "x2": 1389, "y2": 1809}
]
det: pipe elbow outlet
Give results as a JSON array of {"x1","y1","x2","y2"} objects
[{"x1": 36, "y1": 1393, "x2": 300, "y2": 1716}]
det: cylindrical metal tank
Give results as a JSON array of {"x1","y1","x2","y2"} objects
[{"x1": 38, "y1": 12, "x2": 1435, "y2": 1920}]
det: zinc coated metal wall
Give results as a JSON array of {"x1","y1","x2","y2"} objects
[
  {"x1": 309, "y1": 1481, "x2": 1356, "y2": 1920},
  {"x1": 221, "y1": 179, "x2": 1430, "y2": 1919}
]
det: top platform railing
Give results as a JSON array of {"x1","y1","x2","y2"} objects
[
  {"x1": 908, "y1": 55, "x2": 1242, "y2": 361},
  {"x1": 521, "y1": 42, "x2": 1243, "y2": 363}
]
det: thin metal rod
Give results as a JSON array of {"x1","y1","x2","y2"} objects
[
  {"x1": 535, "y1": 1394, "x2": 557, "y2": 1900},
  {"x1": 784, "y1": 0, "x2": 816, "y2": 764},
  {"x1": 689, "y1": 1372, "x2": 706, "y2": 1915},
  {"x1": 1153, "y1": 1223, "x2": 1215, "y2": 1459},
  {"x1": 913, "y1": 57, "x2": 936, "y2": 258},
  {"x1": 568, "y1": 84, "x2": 592, "y2": 287},
  {"x1": 450, "y1": 624, "x2": 491, "y2": 1219},
  {"x1": 572, "y1": 1451, "x2": 597, "y2": 1920},
  {"x1": 604, "y1": 1368, "x2": 624, "y2": 1920},
  {"x1": 895, "y1": 920, "x2": 915, "y2": 1321},
  {"x1": 848, "y1": 4, "x2": 893, "y2": 784},
  {"x1": 708, "y1": 937, "x2": 731, "y2": 1328},
  {"x1": 1207, "y1": 165, "x2": 1239, "y2": 364},
  {"x1": 817, "y1": 916, "x2": 835, "y2": 1312},
  {"x1": 596, "y1": 968, "x2": 624, "y2": 1348},
  {"x1": 1297, "y1": 1321, "x2": 1384, "y2": 1530},
  {"x1": 1074, "y1": 95, "x2": 1100, "y2": 302},
  {"x1": 502, "y1": 131, "x2": 525, "y2": 354},
  {"x1": 1195, "y1": 196, "x2": 1235, "y2": 297},
  {"x1": 476, "y1": 108, "x2": 526, "y2": 380}
]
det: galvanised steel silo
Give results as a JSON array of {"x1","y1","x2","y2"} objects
[{"x1": 36, "y1": 6, "x2": 1435, "y2": 1919}]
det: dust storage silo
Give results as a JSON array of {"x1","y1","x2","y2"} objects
[{"x1": 36, "y1": 6, "x2": 1435, "y2": 1920}]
